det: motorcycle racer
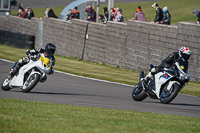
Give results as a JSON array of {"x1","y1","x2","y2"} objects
[
  {"x1": 9, "y1": 43, "x2": 56, "y2": 79},
  {"x1": 141, "y1": 46, "x2": 191, "y2": 86}
]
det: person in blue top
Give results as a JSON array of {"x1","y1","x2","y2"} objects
[{"x1": 160, "y1": 6, "x2": 171, "y2": 25}]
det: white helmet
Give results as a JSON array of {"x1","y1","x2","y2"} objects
[{"x1": 179, "y1": 46, "x2": 191, "y2": 61}]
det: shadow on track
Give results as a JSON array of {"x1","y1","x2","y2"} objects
[
  {"x1": 29, "y1": 91, "x2": 98, "y2": 97},
  {"x1": 143, "y1": 100, "x2": 200, "y2": 107},
  {"x1": 169, "y1": 103, "x2": 200, "y2": 107}
]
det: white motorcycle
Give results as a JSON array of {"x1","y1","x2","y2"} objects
[
  {"x1": 132, "y1": 62, "x2": 190, "y2": 104},
  {"x1": 1, "y1": 53, "x2": 53, "y2": 93}
]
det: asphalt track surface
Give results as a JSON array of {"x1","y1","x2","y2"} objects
[
  {"x1": 0, "y1": 59, "x2": 200, "y2": 118},
  {"x1": 11, "y1": 0, "x2": 166, "y2": 10}
]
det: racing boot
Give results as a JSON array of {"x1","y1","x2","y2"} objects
[
  {"x1": 9, "y1": 67, "x2": 18, "y2": 78},
  {"x1": 9, "y1": 63, "x2": 20, "y2": 79},
  {"x1": 140, "y1": 72, "x2": 152, "y2": 89},
  {"x1": 140, "y1": 78, "x2": 149, "y2": 89}
]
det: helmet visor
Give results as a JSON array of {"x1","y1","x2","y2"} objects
[{"x1": 182, "y1": 53, "x2": 190, "y2": 61}]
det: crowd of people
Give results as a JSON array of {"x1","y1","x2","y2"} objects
[
  {"x1": 16, "y1": 6, "x2": 34, "y2": 20},
  {"x1": 15, "y1": 2, "x2": 200, "y2": 25},
  {"x1": 65, "y1": 2, "x2": 177, "y2": 25},
  {"x1": 16, "y1": 6, "x2": 58, "y2": 20}
]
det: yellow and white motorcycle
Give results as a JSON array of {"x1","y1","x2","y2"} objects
[{"x1": 1, "y1": 53, "x2": 53, "y2": 92}]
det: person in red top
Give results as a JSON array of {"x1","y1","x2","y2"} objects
[
  {"x1": 18, "y1": 6, "x2": 26, "y2": 18},
  {"x1": 73, "y1": 6, "x2": 80, "y2": 19},
  {"x1": 110, "y1": 8, "x2": 115, "y2": 21}
]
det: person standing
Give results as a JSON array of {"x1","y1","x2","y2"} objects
[
  {"x1": 66, "y1": 9, "x2": 73, "y2": 21},
  {"x1": 113, "y1": 11, "x2": 123, "y2": 22},
  {"x1": 192, "y1": 9, "x2": 200, "y2": 24},
  {"x1": 110, "y1": 8, "x2": 115, "y2": 21},
  {"x1": 151, "y1": 3, "x2": 163, "y2": 24},
  {"x1": 132, "y1": 6, "x2": 147, "y2": 22},
  {"x1": 103, "y1": 7, "x2": 109, "y2": 23},
  {"x1": 16, "y1": 9, "x2": 23, "y2": 18},
  {"x1": 73, "y1": 6, "x2": 80, "y2": 19},
  {"x1": 160, "y1": 6, "x2": 171, "y2": 25},
  {"x1": 46, "y1": 7, "x2": 58, "y2": 19},
  {"x1": 26, "y1": 7, "x2": 35, "y2": 20},
  {"x1": 98, "y1": 14, "x2": 105, "y2": 24},
  {"x1": 86, "y1": 7, "x2": 96, "y2": 22}
]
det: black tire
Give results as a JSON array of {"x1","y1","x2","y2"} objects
[
  {"x1": 1, "y1": 77, "x2": 12, "y2": 91},
  {"x1": 132, "y1": 82, "x2": 147, "y2": 101},
  {"x1": 160, "y1": 83, "x2": 181, "y2": 104},
  {"x1": 22, "y1": 73, "x2": 40, "y2": 93}
]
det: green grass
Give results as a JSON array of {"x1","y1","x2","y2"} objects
[
  {"x1": 10, "y1": 0, "x2": 199, "y2": 24},
  {"x1": 0, "y1": 98, "x2": 199, "y2": 133},
  {"x1": 0, "y1": 44, "x2": 200, "y2": 97}
]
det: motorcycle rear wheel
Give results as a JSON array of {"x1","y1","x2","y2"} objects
[
  {"x1": 22, "y1": 73, "x2": 40, "y2": 93},
  {"x1": 160, "y1": 83, "x2": 181, "y2": 104},
  {"x1": 132, "y1": 82, "x2": 147, "y2": 101},
  {"x1": 1, "y1": 77, "x2": 12, "y2": 91}
]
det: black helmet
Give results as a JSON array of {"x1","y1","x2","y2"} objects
[{"x1": 45, "y1": 43, "x2": 56, "y2": 55}]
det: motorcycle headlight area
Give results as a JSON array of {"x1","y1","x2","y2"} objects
[{"x1": 180, "y1": 73, "x2": 189, "y2": 83}]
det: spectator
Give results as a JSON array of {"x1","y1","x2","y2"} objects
[
  {"x1": 98, "y1": 14, "x2": 106, "y2": 24},
  {"x1": 110, "y1": 8, "x2": 115, "y2": 21},
  {"x1": 151, "y1": 3, "x2": 163, "y2": 24},
  {"x1": 84, "y1": 5, "x2": 93, "y2": 21},
  {"x1": 18, "y1": 6, "x2": 26, "y2": 18},
  {"x1": 193, "y1": 9, "x2": 200, "y2": 24},
  {"x1": 114, "y1": 11, "x2": 123, "y2": 22},
  {"x1": 160, "y1": 6, "x2": 171, "y2": 25},
  {"x1": 113, "y1": 7, "x2": 123, "y2": 21},
  {"x1": 114, "y1": 7, "x2": 120, "y2": 15},
  {"x1": 66, "y1": 9, "x2": 73, "y2": 21},
  {"x1": 73, "y1": 6, "x2": 80, "y2": 19},
  {"x1": 45, "y1": 7, "x2": 49, "y2": 18},
  {"x1": 85, "y1": 7, "x2": 96, "y2": 22},
  {"x1": 119, "y1": 9, "x2": 123, "y2": 14},
  {"x1": 103, "y1": 7, "x2": 109, "y2": 23},
  {"x1": 98, "y1": 14, "x2": 103, "y2": 23},
  {"x1": 46, "y1": 7, "x2": 58, "y2": 18},
  {"x1": 16, "y1": 9, "x2": 23, "y2": 18},
  {"x1": 132, "y1": 6, "x2": 147, "y2": 22},
  {"x1": 26, "y1": 7, "x2": 35, "y2": 20},
  {"x1": 25, "y1": 7, "x2": 29, "y2": 17}
]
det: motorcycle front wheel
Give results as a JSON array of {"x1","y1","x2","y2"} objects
[
  {"x1": 132, "y1": 82, "x2": 147, "y2": 101},
  {"x1": 22, "y1": 73, "x2": 40, "y2": 93},
  {"x1": 160, "y1": 83, "x2": 181, "y2": 104},
  {"x1": 1, "y1": 77, "x2": 12, "y2": 91}
]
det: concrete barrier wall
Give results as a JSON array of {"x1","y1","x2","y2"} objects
[
  {"x1": 0, "y1": 16, "x2": 200, "y2": 81},
  {"x1": 0, "y1": 15, "x2": 39, "y2": 49},
  {"x1": 42, "y1": 18, "x2": 89, "y2": 58},
  {"x1": 177, "y1": 22, "x2": 200, "y2": 81}
]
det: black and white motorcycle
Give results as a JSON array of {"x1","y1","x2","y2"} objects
[
  {"x1": 1, "y1": 53, "x2": 53, "y2": 93},
  {"x1": 132, "y1": 62, "x2": 190, "y2": 104}
]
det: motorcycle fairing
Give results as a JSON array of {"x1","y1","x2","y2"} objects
[
  {"x1": 9, "y1": 60, "x2": 45, "y2": 87},
  {"x1": 153, "y1": 71, "x2": 174, "y2": 98}
]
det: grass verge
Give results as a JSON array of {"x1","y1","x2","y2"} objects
[
  {"x1": 0, "y1": 44, "x2": 199, "y2": 97},
  {"x1": 0, "y1": 98, "x2": 200, "y2": 133},
  {"x1": 10, "y1": 0, "x2": 199, "y2": 24}
]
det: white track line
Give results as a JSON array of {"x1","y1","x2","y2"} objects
[{"x1": 0, "y1": 58, "x2": 134, "y2": 87}]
